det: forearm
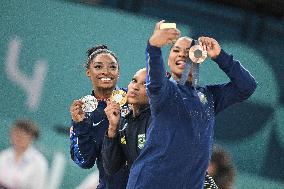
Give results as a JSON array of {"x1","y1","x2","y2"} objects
[
  {"x1": 70, "y1": 120, "x2": 98, "y2": 169},
  {"x1": 214, "y1": 49, "x2": 257, "y2": 98},
  {"x1": 146, "y1": 41, "x2": 167, "y2": 94},
  {"x1": 107, "y1": 125, "x2": 118, "y2": 138},
  {"x1": 102, "y1": 134, "x2": 126, "y2": 175}
]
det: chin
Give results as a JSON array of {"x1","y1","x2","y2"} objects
[
  {"x1": 127, "y1": 99, "x2": 137, "y2": 105},
  {"x1": 98, "y1": 84, "x2": 116, "y2": 90}
]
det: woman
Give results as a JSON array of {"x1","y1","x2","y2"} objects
[
  {"x1": 0, "y1": 119, "x2": 48, "y2": 189},
  {"x1": 69, "y1": 45, "x2": 128, "y2": 189},
  {"x1": 126, "y1": 21, "x2": 257, "y2": 189},
  {"x1": 102, "y1": 68, "x2": 150, "y2": 176},
  {"x1": 102, "y1": 68, "x2": 219, "y2": 189}
]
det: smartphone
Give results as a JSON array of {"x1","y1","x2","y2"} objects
[{"x1": 160, "y1": 23, "x2": 176, "y2": 29}]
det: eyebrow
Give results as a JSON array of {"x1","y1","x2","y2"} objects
[
  {"x1": 173, "y1": 46, "x2": 191, "y2": 50},
  {"x1": 93, "y1": 61, "x2": 117, "y2": 65}
]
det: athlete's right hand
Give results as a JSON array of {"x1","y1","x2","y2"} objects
[
  {"x1": 104, "y1": 101, "x2": 121, "y2": 138},
  {"x1": 70, "y1": 100, "x2": 85, "y2": 123},
  {"x1": 149, "y1": 20, "x2": 180, "y2": 48}
]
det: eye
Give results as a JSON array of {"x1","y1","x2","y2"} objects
[
  {"x1": 94, "y1": 65, "x2": 102, "y2": 69},
  {"x1": 131, "y1": 78, "x2": 137, "y2": 83},
  {"x1": 172, "y1": 49, "x2": 179, "y2": 53},
  {"x1": 109, "y1": 64, "x2": 118, "y2": 70}
]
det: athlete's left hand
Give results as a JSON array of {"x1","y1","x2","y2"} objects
[{"x1": 198, "y1": 36, "x2": 221, "y2": 59}]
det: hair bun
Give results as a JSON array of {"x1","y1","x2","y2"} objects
[{"x1": 87, "y1": 44, "x2": 108, "y2": 57}]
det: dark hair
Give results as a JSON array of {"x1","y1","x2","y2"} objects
[
  {"x1": 11, "y1": 119, "x2": 39, "y2": 139},
  {"x1": 210, "y1": 146, "x2": 235, "y2": 189},
  {"x1": 170, "y1": 36, "x2": 194, "y2": 50},
  {"x1": 85, "y1": 44, "x2": 119, "y2": 69}
]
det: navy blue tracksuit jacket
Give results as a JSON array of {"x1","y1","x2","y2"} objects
[
  {"x1": 70, "y1": 90, "x2": 129, "y2": 189},
  {"x1": 126, "y1": 43, "x2": 257, "y2": 189}
]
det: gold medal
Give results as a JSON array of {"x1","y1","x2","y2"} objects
[
  {"x1": 188, "y1": 45, "x2": 207, "y2": 64},
  {"x1": 110, "y1": 90, "x2": 127, "y2": 107}
]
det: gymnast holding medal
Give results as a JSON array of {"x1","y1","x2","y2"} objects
[
  {"x1": 69, "y1": 45, "x2": 129, "y2": 189},
  {"x1": 126, "y1": 20, "x2": 257, "y2": 189}
]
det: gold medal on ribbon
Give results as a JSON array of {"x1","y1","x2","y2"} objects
[
  {"x1": 110, "y1": 90, "x2": 127, "y2": 107},
  {"x1": 188, "y1": 45, "x2": 207, "y2": 64}
]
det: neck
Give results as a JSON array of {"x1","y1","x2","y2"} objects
[
  {"x1": 132, "y1": 104, "x2": 139, "y2": 117},
  {"x1": 94, "y1": 88, "x2": 114, "y2": 100},
  {"x1": 13, "y1": 148, "x2": 26, "y2": 163},
  {"x1": 171, "y1": 73, "x2": 192, "y2": 82},
  {"x1": 132, "y1": 104, "x2": 148, "y2": 117}
]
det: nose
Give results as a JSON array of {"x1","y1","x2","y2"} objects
[
  {"x1": 178, "y1": 49, "x2": 188, "y2": 58},
  {"x1": 132, "y1": 83, "x2": 140, "y2": 90},
  {"x1": 100, "y1": 67, "x2": 110, "y2": 75}
]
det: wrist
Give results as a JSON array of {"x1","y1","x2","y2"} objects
[{"x1": 107, "y1": 126, "x2": 117, "y2": 138}]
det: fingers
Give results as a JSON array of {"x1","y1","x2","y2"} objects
[
  {"x1": 161, "y1": 28, "x2": 180, "y2": 45},
  {"x1": 198, "y1": 36, "x2": 211, "y2": 51},
  {"x1": 166, "y1": 28, "x2": 180, "y2": 40},
  {"x1": 70, "y1": 100, "x2": 83, "y2": 112},
  {"x1": 105, "y1": 101, "x2": 121, "y2": 116},
  {"x1": 155, "y1": 20, "x2": 165, "y2": 30},
  {"x1": 70, "y1": 100, "x2": 85, "y2": 122},
  {"x1": 198, "y1": 36, "x2": 221, "y2": 59},
  {"x1": 198, "y1": 36, "x2": 218, "y2": 51}
]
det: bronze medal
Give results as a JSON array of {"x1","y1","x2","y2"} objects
[{"x1": 188, "y1": 44, "x2": 207, "y2": 64}]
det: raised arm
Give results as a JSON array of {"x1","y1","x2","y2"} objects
[
  {"x1": 199, "y1": 36, "x2": 257, "y2": 113},
  {"x1": 146, "y1": 21, "x2": 180, "y2": 113}
]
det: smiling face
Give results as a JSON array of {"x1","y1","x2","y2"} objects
[
  {"x1": 127, "y1": 68, "x2": 148, "y2": 106},
  {"x1": 86, "y1": 53, "x2": 119, "y2": 91},
  {"x1": 168, "y1": 37, "x2": 193, "y2": 80}
]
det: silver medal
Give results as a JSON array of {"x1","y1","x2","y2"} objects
[{"x1": 81, "y1": 95, "x2": 98, "y2": 112}]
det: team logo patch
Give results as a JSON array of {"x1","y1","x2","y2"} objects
[
  {"x1": 137, "y1": 134, "x2": 146, "y2": 149},
  {"x1": 121, "y1": 105, "x2": 131, "y2": 117},
  {"x1": 121, "y1": 135, "x2": 126, "y2": 145}
]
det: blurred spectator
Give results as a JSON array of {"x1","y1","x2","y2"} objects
[
  {"x1": 76, "y1": 171, "x2": 100, "y2": 189},
  {"x1": 0, "y1": 119, "x2": 48, "y2": 189},
  {"x1": 208, "y1": 146, "x2": 235, "y2": 189}
]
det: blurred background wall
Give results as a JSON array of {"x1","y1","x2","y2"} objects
[{"x1": 0, "y1": 0, "x2": 283, "y2": 188}]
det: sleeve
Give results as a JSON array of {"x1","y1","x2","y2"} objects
[
  {"x1": 207, "y1": 49, "x2": 257, "y2": 114},
  {"x1": 70, "y1": 118, "x2": 98, "y2": 169},
  {"x1": 102, "y1": 132, "x2": 127, "y2": 176},
  {"x1": 146, "y1": 41, "x2": 172, "y2": 114}
]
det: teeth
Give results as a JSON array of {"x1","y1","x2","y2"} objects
[
  {"x1": 101, "y1": 78, "x2": 111, "y2": 81},
  {"x1": 176, "y1": 60, "x2": 185, "y2": 65}
]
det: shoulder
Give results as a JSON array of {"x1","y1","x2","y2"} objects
[{"x1": 0, "y1": 148, "x2": 13, "y2": 160}]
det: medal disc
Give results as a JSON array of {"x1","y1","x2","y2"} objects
[
  {"x1": 110, "y1": 90, "x2": 127, "y2": 107},
  {"x1": 81, "y1": 95, "x2": 98, "y2": 112},
  {"x1": 188, "y1": 45, "x2": 207, "y2": 64}
]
